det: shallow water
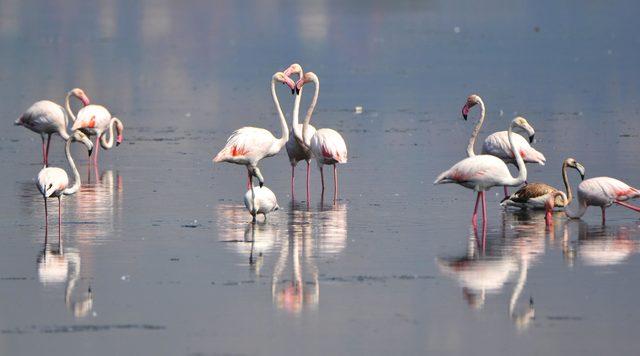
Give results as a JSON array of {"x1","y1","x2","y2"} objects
[{"x1": 1, "y1": 0, "x2": 640, "y2": 354}]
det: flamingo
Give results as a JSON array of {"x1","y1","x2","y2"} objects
[
  {"x1": 462, "y1": 95, "x2": 546, "y2": 197},
  {"x1": 283, "y1": 63, "x2": 317, "y2": 201},
  {"x1": 556, "y1": 171, "x2": 640, "y2": 224},
  {"x1": 296, "y1": 72, "x2": 348, "y2": 203},
  {"x1": 544, "y1": 191, "x2": 568, "y2": 226},
  {"x1": 37, "y1": 131, "x2": 94, "y2": 236},
  {"x1": 244, "y1": 185, "x2": 279, "y2": 223},
  {"x1": 434, "y1": 117, "x2": 533, "y2": 226},
  {"x1": 70, "y1": 104, "x2": 123, "y2": 165},
  {"x1": 501, "y1": 158, "x2": 585, "y2": 210},
  {"x1": 15, "y1": 88, "x2": 91, "y2": 166},
  {"x1": 213, "y1": 71, "x2": 296, "y2": 188}
]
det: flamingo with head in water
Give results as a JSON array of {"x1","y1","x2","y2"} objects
[
  {"x1": 295, "y1": 72, "x2": 348, "y2": 204},
  {"x1": 435, "y1": 117, "x2": 534, "y2": 227},
  {"x1": 462, "y1": 95, "x2": 546, "y2": 197},
  {"x1": 15, "y1": 88, "x2": 91, "y2": 166},
  {"x1": 213, "y1": 71, "x2": 296, "y2": 188},
  {"x1": 71, "y1": 103, "x2": 124, "y2": 165}
]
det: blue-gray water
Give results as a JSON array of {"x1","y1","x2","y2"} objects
[{"x1": 1, "y1": 0, "x2": 639, "y2": 354}]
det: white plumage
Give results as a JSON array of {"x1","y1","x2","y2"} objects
[{"x1": 244, "y1": 186, "x2": 279, "y2": 222}]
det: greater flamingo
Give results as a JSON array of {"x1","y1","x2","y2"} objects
[
  {"x1": 37, "y1": 131, "x2": 94, "y2": 236},
  {"x1": 544, "y1": 191, "x2": 568, "y2": 226},
  {"x1": 560, "y1": 173, "x2": 640, "y2": 224},
  {"x1": 297, "y1": 72, "x2": 348, "y2": 203},
  {"x1": 462, "y1": 94, "x2": 546, "y2": 197},
  {"x1": 501, "y1": 158, "x2": 585, "y2": 210},
  {"x1": 244, "y1": 185, "x2": 279, "y2": 223},
  {"x1": 283, "y1": 63, "x2": 317, "y2": 201},
  {"x1": 434, "y1": 117, "x2": 533, "y2": 226},
  {"x1": 71, "y1": 104, "x2": 123, "y2": 165},
  {"x1": 213, "y1": 72, "x2": 296, "y2": 188},
  {"x1": 15, "y1": 88, "x2": 91, "y2": 166}
]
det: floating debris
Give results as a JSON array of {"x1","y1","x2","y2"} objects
[{"x1": 355, "y1": 106, "x2": 363, "y2": 114}]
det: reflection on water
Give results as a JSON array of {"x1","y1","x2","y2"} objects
[
  {"x1": 438, "y1": 210, "x2": 640, "y2": 330},
  {"x1": 216, "y1": 201, "x2": 347, "y2": 315}
]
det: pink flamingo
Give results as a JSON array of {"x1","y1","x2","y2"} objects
[
  {"x1": 296, "y1": 72, "x2": 348, "y2": 203},
  {"x1": 71, "y1": 104, "x2": 123, "y2": 165},
  {"x1": 213, "y1": 72, "x2": 296, "y2": 188},
  {"x1": 434, "y1": 117, "x2": 533, "y2": 226},
  {"x1": 462, "y1": 95, "x2": 546, "y2": 197},
  {"x1": 283, "y1": 63, "x2": 317, "y2": 201},
  {"x1": 15, "y1": 88, "x2": 91, "y2": 166},
  {"x1": 560, "y1": 174, "x2": 640, "y2": 224},
  {"x1": 37, "y1": 131, "x2": 93, "y2": 237}
]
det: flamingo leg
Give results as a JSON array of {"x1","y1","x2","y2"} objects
[
  {"x1": 247, "y1": 170, "x2": 252, "y2": 190},
  {"x1": 333, "y1": 164, "x2": 338, "y2": 204},
  {"x1": 41, "y1": 135, "x2": 47, "y2": 166},
  {"x1": 58, "y1": 196, "x2": 62, "y2": 241},
  {"x1": 291, "y1": 165, "x2": 295, "y2": 199},
  {"x1": 503, "y1": 186, "x2": 509, "y2": 198},
  {"x1": 45, "y1": 134, "x2": 52, "y2": 166},
  {"x1": 481, "y1": 191, "x2": 487, "y2": 227},
  {"x1": 601, "y1": 207, "x2": 606, "y2": 225},
  {"x1": 614, "y1": 200, "x2": 640, "y2": 213},
  {"x1": 472, "y1": 192, "x2": 481, "y2": 225},
  {"x1": 93, "y1": 135, "x2": 100, "y2": 165},
  {"x1": 44, "y1": 197, "x2": 48, "y2": 230},
  {"x1": 320, "y1": 166, "x2": 325, "y2": 192},
  {"x1": 306, "y1": 161, "x2": 311, "y2": 204}
]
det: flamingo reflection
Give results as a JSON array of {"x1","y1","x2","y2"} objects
[{"x1": 560, "y1": 221, "x2": 640, "y2": 267}]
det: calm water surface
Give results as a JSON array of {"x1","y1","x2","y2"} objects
[{"x1": 0, "y1": 0, "x2": 640, "y2": 355}]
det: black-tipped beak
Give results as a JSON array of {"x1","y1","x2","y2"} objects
[
  {"x1": 116, "y1": 141, "x2": 121, "y2": 147},
  {"x1": 291, "y1": 88, "x2": 295, "y2": 95},
  {"x1": 463, "y1": 113, "x2": 468, "y2": 121},
  {"x1": 529, "y1": 134, "x2": 535, "y2": 143},
  {"x1": 580, "y1": 173, "x2": 585, "y2": 181},
  {"x1": 295, "y1": 87, "x2": 300, "y2": 95},
  {"x1": 259, "y1": 182, "x2": 264, "y2": 188},
  {"x1": 88, "y1": 148, "x2": 93, "y2": 157}
]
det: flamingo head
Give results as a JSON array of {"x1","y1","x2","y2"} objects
[
  {"x1": 70, "y1": 88, "x2": 90, "y2": 106},
  {"x1": 545, "y1": 191, "x2": 567, "y2": 226},
  {"x1": 71, "y1": 130, "x2": 94, "y2": 156},
  {"x1": 564, "y1": 158, "x2": 586, "y2": 180},
  {"x1": 512, "y1": 116, "x2": 536, "y2": 143},
  {"x1": 462, "y1": 94, "x2": 481, "y2": 120},
  {"x1": 283, "y1": 63, "x2": 303, "y2": 78},
  {"x1": 295, "y1": 72, "x2": 317, "y2": 93},
  {"x1": 274, "y1": 72, "x2": 297, "y2": 95},
  {"x1": 43, "y1": 183, "x2": 57, "y2": 198},
  {"x1": 115, "y1": 118, "x2": 124, "y2": 146}
]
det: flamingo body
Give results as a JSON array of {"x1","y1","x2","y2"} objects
[
  {"x1": 286, "y1": 123, "x2": 317, "y2": 165},
  {"x1": 72, "y1": 105, "x2": 112, "y2": 137},
  {"x1": 576, "y1": 177, "x2": 640, "y2": 207},
  {"x1": 482, "y1": 131, "x2": 545, "y2": 166},
  {"x1": 310, "y1": 128, "x2": 348, "y2": 166},
  {"x1": 37, "y1": 167, "x2": 69, "y2": 198},
  {"x1": 214, "y1": 127, "x2": 282, "y2": 166},
  {"x1": 434, "y1": 155, "x2": 516, "y2": 191},
  {"x1": 16, "y1": 101, "x2": 67, "y2": 135},
  {"x1": 244, "y1": 186, "x2": 279, "y2": 221}
]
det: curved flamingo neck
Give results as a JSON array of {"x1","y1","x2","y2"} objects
[
  {"x1": 467, "y1": 98, "x2": 486, "y2": 157},
  {"x1": 100, "y1": 118, "x2": 122, "y2": 149},
  {"x1": 503, "y1": 121, "x2": 527, "y2": 186},
  {"x1": 65, "y1": 92, "x2": 79, "y2": 124},
  {"x1": 271, "y1": 78, "x2": 289, "y2": 149},
  {"x1": 292, "y1": 85, "x2": 304, "y2": 141},
  {"x1": 509, "y1": 258, "x2": 528, "y2": 317},
  {"x1": 302, "y1": 76, "x2": 319, "y2": 149},
  {"x1": 62, "y1": 138, "x2": 81, "y2": 195},
  {"x1": 561, "y1": 162, "x2": 573, "y2": 204}
]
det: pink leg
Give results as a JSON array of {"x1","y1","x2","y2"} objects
[
  {"x1": 44, "y1": 197, "x2": 48, "y2": 230},
  {"x1": 503, "y1": 186, "x2": 509, "y2": 198},
  {"x1": 472, "y1": 192, "x2": 481, "y2": 226},
  {"x1": 247, "y1": 171, "x2": 252, "y2": 190},
  {"x1": 93, "y1": 136, "x2": 100, "y2": 165},
  {"x1": 41, "y1": 136, "x2": 47, "y2": 166},
  {"x1": 601, "y1": 207, "x2": 606, "y2": 225},
  {"x1": 614, "y1": 200, "x2": 640, "y2": 212},
  {"x1": 291, "y1": 165, "x2": 295, "y2": 199},
  {"x1": 481, "y1": 191, "x2": 487, "y2": 227},
  {"x1": 58, "y1": 196, "x2": 62, "y2": 241},
  {"x1": 45, "y1": 134, "x2": 52, "y2": 166},
  {"x1": 320, "y1": 166, "x2": 325, "y2": 192},
  {"x1": 306, "y1": 161, "x2": 311, "y2": 204},
  {"x1": 333, "y1": 164, "x2": 338, "y2": 204}
]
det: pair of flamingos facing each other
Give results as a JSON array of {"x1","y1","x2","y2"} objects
[
  {"x1": 15, "y1": 88, "x2": 125, "y2": 232},
  {"x1": 435, "y1": 95, "x2": 640, "y2": 226},
  {"x1": 214, "y1": 64, "x2": 348, "y2": 221}
]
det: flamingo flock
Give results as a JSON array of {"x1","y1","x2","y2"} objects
[
  {"x1": 436, "y1": 94, "x2": 640, "y2": 228},
  {"x1": 213, "y1": 63, "x2": 348, "y2": 221},
  {"x1": 16, "y1": 89, "x2": 125, "y2": 237}
]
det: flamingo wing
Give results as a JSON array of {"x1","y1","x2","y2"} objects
[
  {"x1": 17, "y1": 101, "x2": 66, "y2": 133},
  {"x1": 72, "y1": 105, "x2": 111, "y2": 132},
  {"x1": 214, "y1": 127, "x2": 277, "y2": 163},
  {"x1": 434, "y1": 155, "x2": 511, "y2": 189},
  {"x1": 482, "y1": 131, "x2": 545, "y2": 165},
  {"x1": 579, "y1": 177, "x2": 640, "y2": 205},
  {"x1": 311, "y1": 128, "x2": 347, "y2": 163}
]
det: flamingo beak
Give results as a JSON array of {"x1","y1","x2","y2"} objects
[
  {"x1": 576, "y1": 164, "x2": 585, "y2": 180},
  {"x1": 116, "y1": 135, "x2": 123, "y2": 146},
  {"x1": 529, "y1": 134, "x2": 535, "y2": 143},
  {"x1": 88, "y1": 147, "x2": 93, "y2": 156},
  {"x1": 462, "y1": 105, "x2": 470, "y2": 120}
]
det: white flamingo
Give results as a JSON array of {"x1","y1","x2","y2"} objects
[
  {"x1": 71, "y1": 104, "x2": 123, "y2": 165},
  {"x1": 283, "y1": 63, "x2": 317, "y2": 201},
  {"x1": 244, "y1": 185, "x2": 279, "y2": 223},
  {"x1": 462, "y1": 95, "x2": 546, "y2": 197},
  {"x1": 37, "y1": 131, "x2": 94, "y2": 235},
  {"x1": 434, "y1": 117, "x2": 533, "y2": 226},
  {"x1": 549, "y1": 170, "x2": 640, "y2": 224},
  {"x1": 15, "y1": 88, "x2": 91, "y2": 166},
  {"x1": 213, "y1": 72, "x2": 296, "y2": 188},
  {"x1": 297, "y1": 72, "x2": 348, "y2": 203}
]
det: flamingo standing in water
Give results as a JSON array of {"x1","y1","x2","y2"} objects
[
  {"x1": 213, "y1": 72, "x2": 296, "y2": 188},
  {"x1": 434, "y1": 117, "x2": 533, "y2": 226},
  {"x1": 37, "y1": 131, "x2": 94, "y2": 236},
  {"x1": 15, "y1": 88, "x2": 91, "y2": 166},
  {"x1": 552, "y1": 170, "x2": 640, "y2": 224},
  {"x1": 283, "y1": 63, "x2": 317, "y2": 201},
  {"x1": 462, "y1": 95, "x2": 546, "y2": 197},
  {"x1": 297, "y1": 72, "x2": 348, "y2": 203},
  {"x1": 71, "y1": 104, "x2": 123, "y2": 165},
  {"x1": 244, "y1": 185, "x2": 280, "y2": 223}
]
